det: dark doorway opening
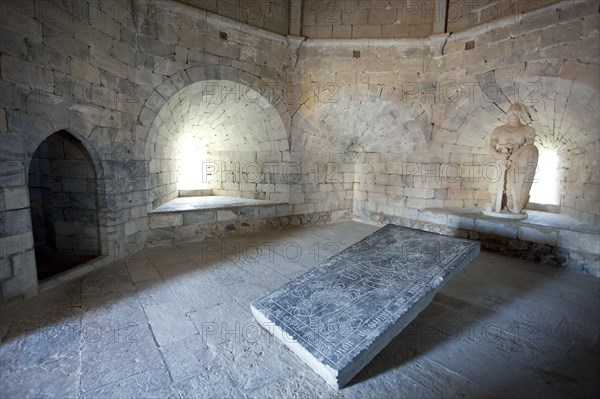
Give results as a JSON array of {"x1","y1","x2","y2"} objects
[{"x1": 28, "y1": 131, "x2": 101, "y2": 280}]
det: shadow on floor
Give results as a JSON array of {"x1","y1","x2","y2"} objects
[{"x1": 347, "y1": 251, "x2": 599, "y2": 397}]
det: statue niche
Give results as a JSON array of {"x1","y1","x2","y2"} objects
[{"x1": 483, "y1": 104, "x2": 539, "y2": 220}]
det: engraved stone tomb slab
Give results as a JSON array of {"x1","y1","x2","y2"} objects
[{"x1": 251, "y1": 224, "x2": 480, "y2": 389}]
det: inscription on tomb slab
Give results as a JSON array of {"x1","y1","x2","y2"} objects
[{"x1": 251, "y1": 224, "x2": 480, "y2": 389}]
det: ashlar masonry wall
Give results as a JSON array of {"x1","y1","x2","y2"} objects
[
  {"x1": 0, "y1": 0, "x2": 295, "y2": 302},
  {"x1": 0, "y1": 0, "x2": 598, "y2": 302},
  {"x1": 300, "y1": 0, "x2": 564, "y2": 39},
  {"x1": 173, "y1": 0, "x2": 291, "y2": 35},
  {"x1": 293, "y1": 0, "x2": 599, "y2": 225}
]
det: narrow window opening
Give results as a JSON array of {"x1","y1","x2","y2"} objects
[{"x1": 529, "y1": 148, "x2": 560, "y2": 206}]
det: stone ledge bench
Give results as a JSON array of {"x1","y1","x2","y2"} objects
[
  {"x1": 147, "y1": 195, "x2": 292, "y2": 245},
  {"x1": 146, "y1": 195, "x2": 349, "y2": 246},
  {"x1": 414, "y1": 208, "x2": 600, "y2": 277},
  {"x1": 251, "y1": 224, "x2": 480, "y2": 389}
]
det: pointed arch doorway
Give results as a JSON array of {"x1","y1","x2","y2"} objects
[{"x1": 28, "y1": 130, "x2": 101, "y2": 280}]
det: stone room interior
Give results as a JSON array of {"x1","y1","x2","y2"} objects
[{"x1": 0, "y1": 0, "x2": 599, "y2": 398}]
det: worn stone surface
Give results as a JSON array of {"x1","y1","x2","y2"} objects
[
  {"x1": 81, "y1": 366, "x2": 173, "y2": 399},
  {"x1": 1, "y1": 308, "x2": 82, "y2": 374},
  {"x1": 80, "y1": 321, "x2": 164, "y2": 393},
  {"x1": 0, "y1": 0, "x2": 598, "y2": 312},
  {"x1": 160, "y1": 334, "x2": 216, "y2": 382},
  {"x1": 0, "y1": 357, "x2": 80, "y2": 399},
  {"x1": 143, "y1": 302, "x2": 198, "y2": 346},
  {"x1": 2, "y1": 222, "x2": 599, "y2": 398},
  {"x1": 251, "y1": 224, "x2": 480, "y2": 389}
]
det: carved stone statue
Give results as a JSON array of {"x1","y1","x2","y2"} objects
[{"x1": 484, "y1": 104, "x2": 539, "y2": 220}]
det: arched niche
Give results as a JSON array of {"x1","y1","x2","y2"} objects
[
  {"x1": 291, "y1": 83, "x2": 433, "y2": 153},
  {"x1": 442, "y1": 69, "x2": 600, "y2": 223},
  {"x1": 28, "y1": 130, "x2": 101, "y2": 280},
  {"x1": 146, "y1": 79, "x2": 290, "y2": 210}
]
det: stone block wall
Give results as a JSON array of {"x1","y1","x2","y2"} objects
[
  {"x1": 447, "y1": 0, "x2": 561, "y2": 33},
  {"x1": 0, "y1": 0, "x2": 294, "y2": 302},
  {"x1": 291, "y1": 151, "x2": 355, "y2": 216},
  {"x1": 560, "y1": 141, "x2": 600, "y2": 224},
  {"x1": 0, "y1": 185, "x2": 36, "y2": 300},
  {"x1": 352, "y1": 150, "x2": 499, "y2": 220},
  {"x1": 203, "y1": 156, "x2": 291, "y2": 203},
  {"x1": 147, "y1": 206, "x2": 342, "y2": 246},
  {"x1": 174, "y1": 0, "x2": 291, "y2": 35},
  {"x1": 302, "y1": 0, "x2": 437, "y2": 39},
  {"x1": 301, "y1": 0, "x2": 569, "y2": 39},
  {"x1": 0, "y1": 0, "x2": 598, "y2": 302},
  {"x1": 294, "y1": 0, "x2": 599, "y2": 225}
]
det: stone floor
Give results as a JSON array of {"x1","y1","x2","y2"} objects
[{"x1": 1, "y1": 221, "x2": 599, "y2": 398}]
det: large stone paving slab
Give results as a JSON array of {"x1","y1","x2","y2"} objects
[{"x1": 251, "y1": 224, "x2": 480, "y2": 389}]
